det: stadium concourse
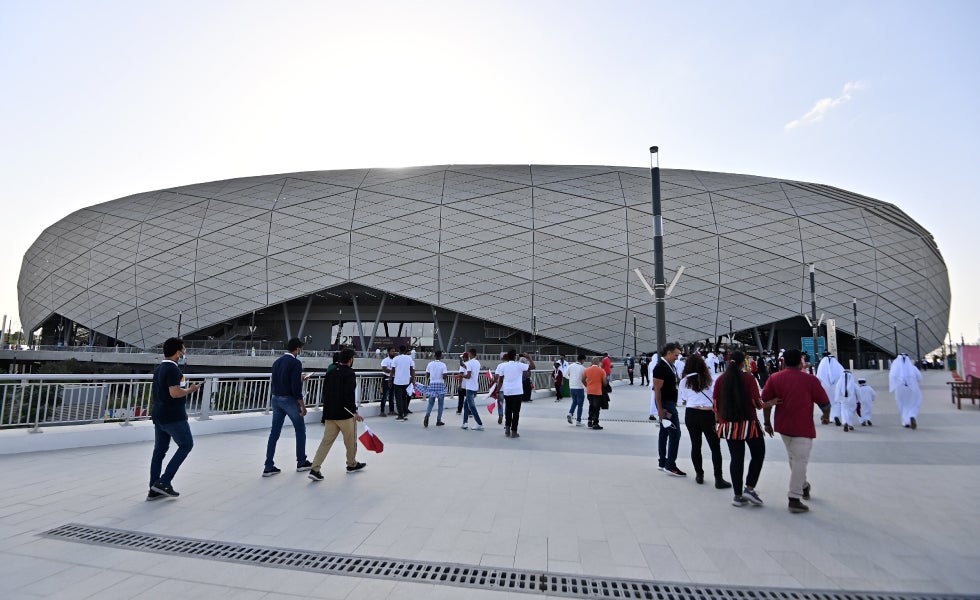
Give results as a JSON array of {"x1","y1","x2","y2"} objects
[{"x1": 0, "y1": 369, "x2": 977, "y2": 599}]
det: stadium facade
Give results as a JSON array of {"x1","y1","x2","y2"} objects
[{"x1": 17, "y1": 165, "x2": 949, "y2": 361}]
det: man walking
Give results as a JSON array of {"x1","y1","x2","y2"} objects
[
  {"x1": 379, "y1": 347, "x2": 397, "y2": 417},
  {"x1": 856, "y1": 377, "x2": 876, "y2": 426},
  {"x1": 496, "y1": 350, "x2": 535, "y2": 437},
  {"x1": 148, "y1": 338, "x2": 201, "y2": 500},
  {"x1": 423, "y1": 350, "x2": 448, "y2": 427},
  {"x1": 625, "y1": 354, "x2": 635, "y2": 385},
  {"x1": 761, "y1": 349, "x2": 831, "y2": 513},
  {"x1": 390, "y1": 345, "x2": 415, "y2": 421},
  {"x1": 890, "y1": 354, "x2": 922, "y2": 429},
  {"x1": 566, "y1": 354, "x2": 587, "y2": 426},
  {"x1": 653, "y1": 343, "x2": 685, "y2": 476},
  {"x1": 584, "y1": 357, "x2": 607, "y2": 430},
  {"x1": 639, "y1": 353, "x2": 650, "y2": 387},
  {"x1": 601, "y1": 352, "x2": 613, "y2": 377},
  {"x1": 816, "y1": 352, "x2": 844, "y2": 426},
  {"x1": 308, "y1": 349, "x2": 365, "y2": 481},
  {"x1": 264, "y1": 337, "x2": 312, "y2": 476},
  {"x1": 460, "y1": 348, "x2": 485, "y2": 430}
]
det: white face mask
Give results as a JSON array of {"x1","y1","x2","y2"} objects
[{"x1": 177, "y1": 354, "x2": 187, "y2": 365}]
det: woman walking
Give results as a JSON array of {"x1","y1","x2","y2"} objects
[
  {"x1": 679, "y1": 354, "x2": 731, "y2": 489},
  {"x1": 713, "y1": 351, "x2": 770, "y2": 507}
]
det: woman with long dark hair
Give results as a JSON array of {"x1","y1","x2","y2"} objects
[
  {"x1": 713, "y1": 351, "x2": 771, "y2": 507},
  {"x1": 680, "y1": 355, "x2": 731, "y2": 489}
]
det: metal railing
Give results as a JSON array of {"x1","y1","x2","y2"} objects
[{"x1": 0, "y1": 366, "x2": 627, "y2": 432}]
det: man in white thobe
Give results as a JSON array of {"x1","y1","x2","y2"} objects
[
  {"x1": 816, "y1": 353, "x2": 845, "y2": 426},
  {"x1": 855, "y1": 377, "x2": 876, "y2": 426},
  {"x1": 835, "y1": 370, "x2": 858, "y2": 431},
  {"x1": 889, "y1": 354, "x2": 922, "y2": 429}
]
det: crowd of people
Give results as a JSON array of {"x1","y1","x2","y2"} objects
[{"x1": 145, "y1": 338, "x2": 924, "y2": 515}]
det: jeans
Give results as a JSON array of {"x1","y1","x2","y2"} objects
[
  {"x1": 381, "y1": 379, "x2": 395, "y2": 413},
  {"x1": 685, "y1": 407, "x2": 724, "y2": 478},
  {"x1": 426, "y1": 394, "x2": 445, "y2": 422},
  {"x1": 522, "y1": 378, "x2": 532, "y2": 403},
  {"x1": 504, "y1": 394, "x2": 523, "y2": 432},
  {"x1": 568, "y1": 388, "x2": 585, "y2": 422},
  {"x1": 150, "y1": 420, "x2": 194, "y2": 487},
  {"x1": 657, "y1": 401, "x2": 681, "y2": 469},
  {"x1": 462, "y1": 388, "x2": 483, "y2": 425},
  {"x1": 394, "y1": 384, "x2": 409, "y2": 418},
  {"x1": 265, "y1": 395, "x2": 307, "y2": 470},
  {"x1": 726, "y1": 436, "x2": 766, "y2": 496}
]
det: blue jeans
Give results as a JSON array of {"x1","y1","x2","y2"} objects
[
  {"x1": 658, "y1": 401, "x2": 681, "y2": 469},
  {"x1": 150, "y1": 420, "x2": 194, "y2": 487},
  {"x1": 265, "y1": 395, "x2": 307, "y2": 470},
  {"x1": 462, "y1": 389, "x2": 483, "y2": 425},
  {"x1": 426, "y1": 394, "x2": 445, "y2": 421},
  {"x1": 568, "y1": 388, "x2": 585, "y2": 421}
]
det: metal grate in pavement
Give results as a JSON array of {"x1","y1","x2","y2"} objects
[{"x1": 42, "y1": 523, "x2": 969, "y2": 600}]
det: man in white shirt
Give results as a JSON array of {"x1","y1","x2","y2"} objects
[
  {"x1": 423, "y1": 351, "x2": 448, "y2": 428},
  {"x1": 565, "y1": 354, "x2": 587, "y2": 426},
  {"x1": 380, "y1": 347, "x2": 396, "y2": 417},
  {"x1": 460, "y1": 348, "x2": 484, "y2": 430},
  {"x1": 390, "y1": 345, "x2": 415, "y2": 421},
  {"x1": 496, "y1": 350, "x2": 535, "y2": 438}
]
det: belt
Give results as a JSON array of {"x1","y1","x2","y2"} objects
[{"x1": 687, "y1": 406, "x2": 714, "y2": 411}]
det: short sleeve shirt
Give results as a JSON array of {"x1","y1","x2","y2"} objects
[
  {"x1": 426, "y1": 360, "x2": 447, "y2": 384},
  {"x1": 761, "y1": 368, "x2": 830, "y2": 438},
  {"x1": 651, "y1": 358, "x2": 679, "y2": 404},
  {"x1": 381, "y1": 356, "x2": 393, "y2": 374},
  {"x1": 391, "y1": 354, "x2": 415, "y2": 385},
  {"x1": 566, "y1": 362, "x2": 586, "y2": 389},
  {"x1": 496, "y1": 361, "x2": 529, "y2": 396},
  {"x1": 462, "y1": 358, "x2": 482, "y2": 391},
  {"x1": 151, "y1": 360, "x2": 186, "y2": 424}
]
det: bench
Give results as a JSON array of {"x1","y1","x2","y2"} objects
[{"x1": 948, "y1": 375, "x2": 980, "y2": 409}]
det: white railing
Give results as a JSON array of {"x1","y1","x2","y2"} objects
[{"x1": 0, "y1": 367, "x2": 627, "y2": 431}]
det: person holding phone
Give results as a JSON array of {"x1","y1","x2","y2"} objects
[{"x1": 652, "y1": 343, "x2": 684, "y2": 476}]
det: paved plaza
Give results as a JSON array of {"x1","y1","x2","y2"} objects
[{"x1": 1, "y1": 368, "x2": 978, "y2": 599}]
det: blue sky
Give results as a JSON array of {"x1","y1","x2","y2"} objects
[{"x1": 1, "y1": 1, "x2": 977, "y2": 347}]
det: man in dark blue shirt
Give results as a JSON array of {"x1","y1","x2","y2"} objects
[
  {"x1": 148, "y1": 337, "x2": 201, "y2": 500},
  {"x1": 264, "y1": 337, "x2": 312, "y2": 476}
]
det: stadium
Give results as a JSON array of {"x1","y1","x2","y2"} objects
[{"x1": 17, "y1": 165, "x2": 949, "y2": 362}]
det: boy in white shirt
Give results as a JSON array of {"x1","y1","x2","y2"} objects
[
  {"x1": 423, "y1": 351, "x2": 448, "y2": 428},
  {"x1": 566, "y1": 354, "x2": 587, "y2": 426},
  {"x1": 460, "y1": 348, "x2": 484, "y2": 430},
  {"x1": 496, "y1": 350, "x2": 536, "y2": 438}
]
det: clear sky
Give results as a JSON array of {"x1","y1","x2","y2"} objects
[{"x1": 1, "y1": 0, "x2": 977, "y2": 348}]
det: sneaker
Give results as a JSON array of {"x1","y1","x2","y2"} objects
[
  {"x1": 575, "y1": 421, "x2": 584, "y2": 427},
  {"x1": 657, "y1": 465, "x2": 666, "y2": 472},
  {"x1": 567, "y1": 414, "x2": 573, "y2": 425},
  {"x1": 424, "y1": 415, "x2": 430, "y2": 428},
  {"x1": 504, "y1": 428, "x2": 511, "y2": 437},
  {"x1": 456, "y1": 411, "x2": 462, "y2": 415},
  {"x1": 262, "y1": 467, "x2": 282, "y2": 477},
  {"x1": 649, "y1": 415, "x2": 657, "y2": 421},
  {"x1": 379, "y1": 412, "x2": 387, "y2": 417},
  {"x1": 395, "y1": 416, "x2": 407, "y2": 422},
  {"x1": 802, "y1": 483, "x2": 811, "y2": 500},
  {"x1": 867, "y1": 421, "x2": 873, "y2": 427},
  {"x1": 834, "y1": 417, "x2": 841, "y2": 426},
  {"x1": 146, "y1": 490, "x2": 165, "y2": 501},
  {"x1": 436, "y1": 421, "x2": 445, "y2": 426},
  {"x1": 666, "y1": 467, "x2": 687, "y2": 477},
  {"x1": 910, "y1": 417, "x2": 917, "y2": 430},
  {"x1": 498, "y1": 414, "x2": 503, "y2": 424},
  {"x1": 472, "y1": 425, "x2": 485, "y2": 431},
  {"x1": 511, "y1": 431, "x2": 520, "y2": 438},
  {"x1": 461, "y1": 424, "x2": 469, "y2": 429},
  {"x1": 788, "y1": 498, "x2": 810, "y2": 513},
  {"x1": 346, "y1": 462, "x2": 366, "y2": 472},
  {"x1": 732, "y1": 495, "x2": 748, "y2": 507},
  {"x1": 743, "y1": 488, "x2": 764, "y2": 506},
  {"x1": 695, "y1": 473, "x2": 704, "y2": 485},
  {"x1": 715, "y1": 479, "x2": 733, "y2": 490},
  {"x1": 591, "y1": 425, "x2": 604, "y2": 430},
  {"x1": 406, "y1": 409, "x2": 414, "y2": 414},
  {"x1": 308, "y1": 469, "x2": 324, "y2": 482},
  {"x1": 150, "y1": 481, "x2": 179, "y2": 497},
  {"x1": 296, "y1": 461, "x2": 313, "y2": 472}
]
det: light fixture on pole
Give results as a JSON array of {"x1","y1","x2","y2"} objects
[{"x1": 649, "y1": 146, "x2": 667, "y2": 353}]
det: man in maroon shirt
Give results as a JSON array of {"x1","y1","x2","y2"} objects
[{"x1": 761, "y1": 348, "x2": 831, "y2": 514}]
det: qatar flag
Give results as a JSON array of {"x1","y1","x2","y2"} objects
[{"x1": 358, "y1": 426, "x2": 384, "y2": 453}]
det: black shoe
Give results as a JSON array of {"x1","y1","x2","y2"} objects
[
  {"x1": 498, "y1": 414, "x2": 503, "y2": 424},
  {"x1": 834, "y1": 417, "x2": 841, "y2": 426},
  {"x1": 802, "y1": 483, "x2": 811, "y2": 499},
  {"x1": 379, "y1": 412, "x2": 387, "y2": 417},
  {"x1": 843, "y1": 424, "x2": 850, "y2": 432},
  {"x1": 788, "y1": 498, "x2": 810, "y2": 513},
  {"x1": 649, "y1": 415, "x2": 657, "y2": 421},
  {"x1": 910, "y1": 417, "x2": 917, "y2": 430},
  {"x1": 591, "y1": 424, "x2": 604, "y2": 430},
  {"x1": 262, "y1": 467, "x2": 282, "y2": 477},
  {"x1": 424, "y1": 415, "x2": 430, "y2": 428},
  {"x1": 146, "y1": 490, "x2": 165, "y2": 501},
  {"x1": 296, "y1": 461, "x2": 313, "y2": 472},
  {"x1": 511, "y1": 431, "x2": 520, "y2": 438},
  {"x1": 406, "y1": 409, "x2": 414, "y2": 414},
  {"x1": 867, "y1": 421, "x2": 872, "y2": 427},
  {"x1": 150, "y1": 481, "x2": 179, "y2": 497},
  {"x1": 436, "y1": 421, "x2": 445, "y2": 426},
  {"x1": 666, "y1": 467, "x2": 687, "y2": 477},
  {"x1": 308, "y1": 469, "x2": 324, "y2": 482},
  {"x1": 715, "y1": 478, "x2": 733, "y2": 489},
  {"x1": 505, "y1": 428, "x2": 511, "y2": 437},
  {"x1": 695, "y1": 473, "x2": 704, "y2": 485},
  {"x1": 346, "y1": 462, "x2": 367, "y2": 472}
]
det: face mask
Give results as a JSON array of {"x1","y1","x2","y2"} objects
[{"x1": 177, "y1": 355, "x2": 187, "y2": 365}]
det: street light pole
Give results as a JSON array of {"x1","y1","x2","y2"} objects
[
  {"x1": 114, "y1": 313, "x2": 120, "y2": 351},
  {"x1": 852, "y1": 298, "x2": 860, "y2": 369},
  {"x1": 914, "y1": 315, "x2": 921, "y2": 370},
  {"x1": 893, "y1": 323, "x2": 899, "y2": 357},
  {"x1": 809, "y1": 265, "x2": 818, "y2": 366},
  {"x1": 649, "y1": 146, "x2": 667, "y2": 353},
  {"x1": 176, "y1": 312, "x2": 183, "y2": 338}
]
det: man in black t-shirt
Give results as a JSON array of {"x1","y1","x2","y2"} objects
[
  {"x1": 148, "y1": 337, "x2": 201, "y2": 500},
  {"x1": 652, "y1": 342, "x2": 685, "y2": 477}
]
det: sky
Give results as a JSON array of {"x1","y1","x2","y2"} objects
[{"x1": 1, "y1": 0, "x2": 978, "y2": 348}]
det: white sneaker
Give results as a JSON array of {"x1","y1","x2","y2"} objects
[
  {"x1": 461, "y1": 424, "x2": 469, "y2": 429},
  {"x1": 575, "y1": 421, "x2": 584, "y2": 427},
  {"x1": 472, "y1": 425, "x2": 485, "y2": 431}
]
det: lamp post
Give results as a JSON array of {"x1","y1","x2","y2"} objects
[
  {"x1": 114, "y1": 313, "x2": 120, "y2": 351},
  {"x1": 809, "y1": 265, "x2": 818, "y2": 366},
  {"x1": 633, "y1": 315, "x2": 637, "y2": 357},
  {"x1": 176, "y1": 312, "x2": 183, "y2": 337},
  {"x1": 649, "y1": 146, "x2": 667, "y2": 353},
  {"x1": 852, "y1": 298, "x2": 860, "y2": 369},
  {"x1": 914, "y1": 315, "x2": 921, "y2": 370},
  {"x1": 893, "y1": 323, "x2": 899, "y2": 357}
]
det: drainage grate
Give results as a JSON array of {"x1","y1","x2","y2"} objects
[{"x1": 42, "y1": 523, "x2": 968, "y2": 600}]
